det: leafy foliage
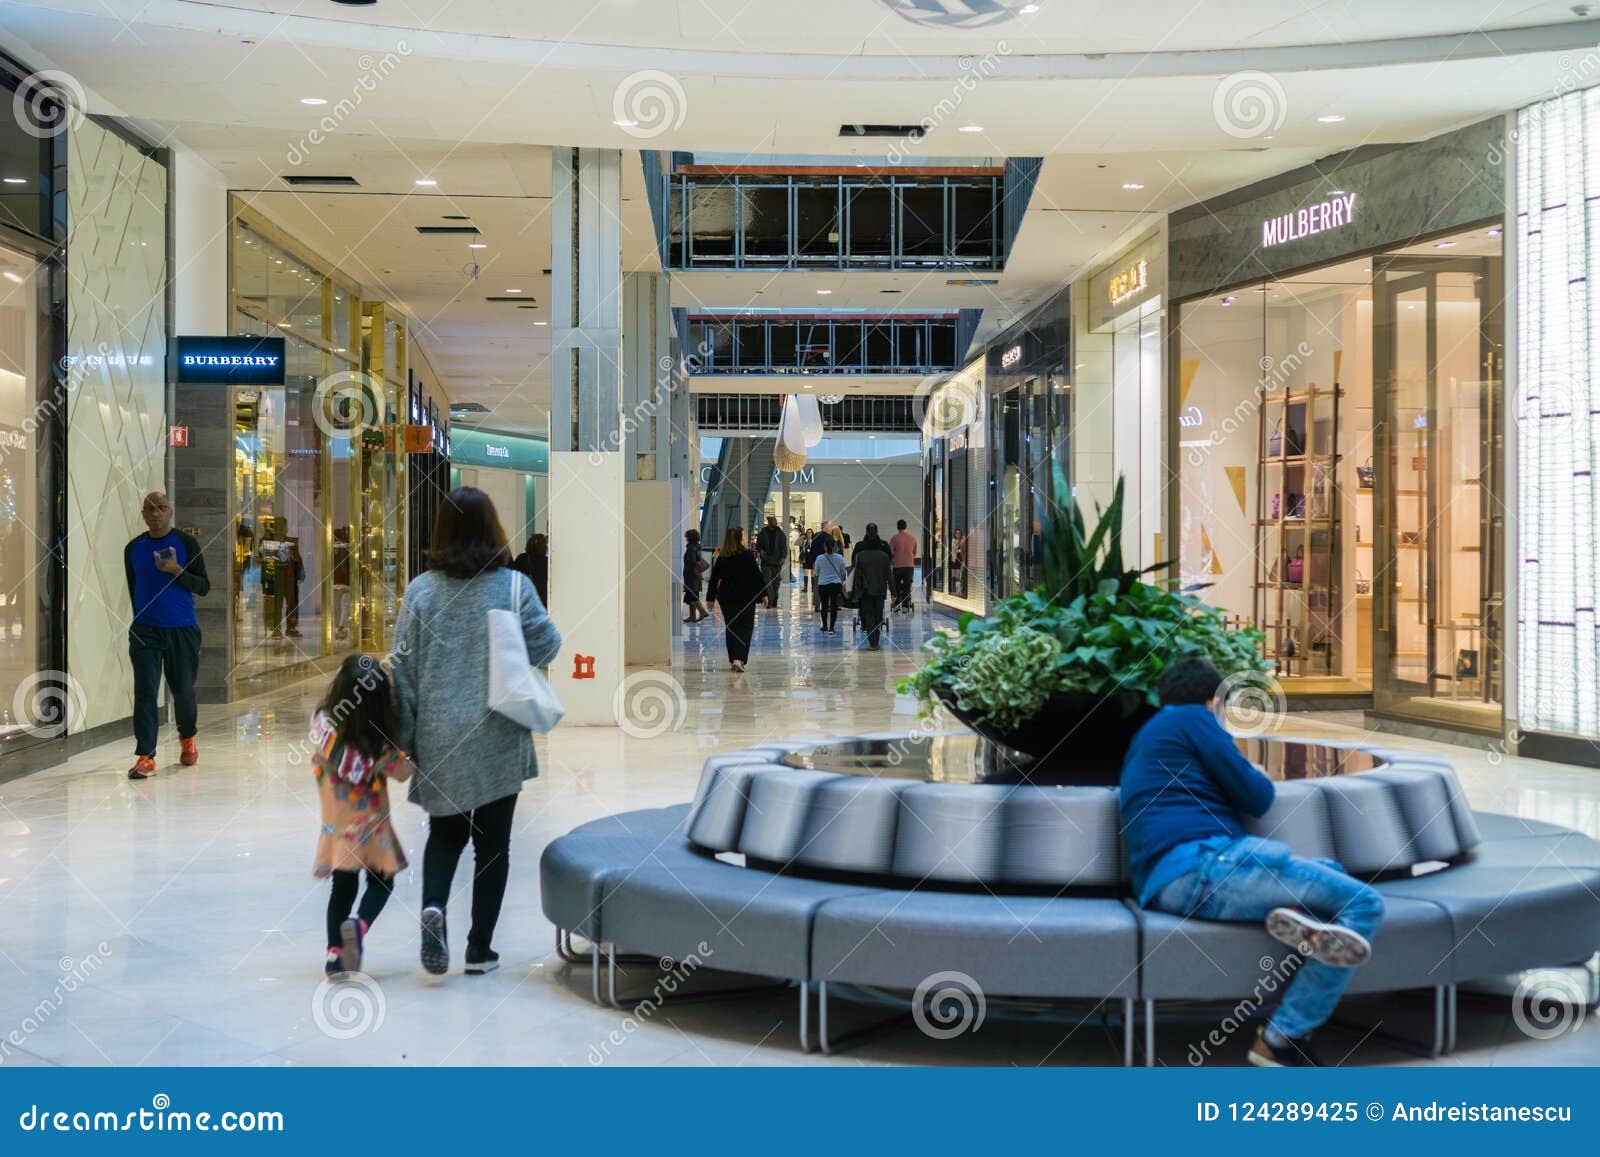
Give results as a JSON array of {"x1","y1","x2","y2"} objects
[{"x1": 899, "y1": 471, "x2": 1268, "y2": 727}]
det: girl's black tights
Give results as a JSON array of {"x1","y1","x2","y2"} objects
[{"x1": 326, "y1": 869, "x2": 395, "y2": 948}]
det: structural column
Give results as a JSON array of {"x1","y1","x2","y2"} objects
[{"x1": 548, "y1": 148, "x2": 628, "y2": 724}]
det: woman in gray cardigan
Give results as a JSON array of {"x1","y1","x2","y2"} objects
[{"x1": 390, "y1": 487, "x2": 562, "y2": 976}]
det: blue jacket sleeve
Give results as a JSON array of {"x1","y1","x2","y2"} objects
[{"x1": 1192, "y1": 710, "x2": 1276, "y2": 818}]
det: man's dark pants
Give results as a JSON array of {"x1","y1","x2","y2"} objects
[
  {"x1": 892, "y1": 566, "x2": 914, "y2": 610},
  {"x1": 859, "y1": 594, "x2": 886, "y2": 647},
  {"x1": 130, "y1": 623, "x2": 201, "y2": 756},
  {"x1": 761, "y1": 562, "x2": 784, "y2": 607}
]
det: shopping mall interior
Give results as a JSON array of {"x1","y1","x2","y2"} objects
[{"x1": 2, "y1": 0, "x2": 1600, "y2": 1075}]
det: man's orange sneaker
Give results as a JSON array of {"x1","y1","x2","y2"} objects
[
  {"x1": 179, "y1": 737, "x2": 198, "y2": 767},
  {"x1": 127, "y1": 756, "x2": 157, "y2": 780}
]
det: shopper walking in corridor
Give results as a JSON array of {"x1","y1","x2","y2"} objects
[
  {"x1": 756, "y1": 515, "x2": 788, "y2": 609},
  {"x1": 706, "y1": 526, "x2": 763, "y2": 672},
  {"x1": 682, "y1": 528, "x2": 710, "y2": 622},
  {"x1": 390, "y1": 487, "x2": 562, "y2": 977},
  {"x1": 512, "y1": 533, "x2": 549, "y2": 609},
  {"x1": 813, "y1": 535, "x2": 847, "y2": 635},
  {"x1": 124, "y1": 490, "x2": 210, "y2": 780},
  {"x1": 889, "y1": 518, "x2": 917, "y2": 613},
  {"x1": 850, "y1": 523, "x2": 892, "y2": 650}
]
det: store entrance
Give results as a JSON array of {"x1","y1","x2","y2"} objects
[
  {"x1": 989, "y1": 379, "x2": 1052, "y2": 599},
  {"x1": 1372, "y1": 254, "x2": 1504, "y2": 731}
]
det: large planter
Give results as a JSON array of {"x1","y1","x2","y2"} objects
[{"x1": 939, "y1": 689, "x2": 1157, "y2": 785}]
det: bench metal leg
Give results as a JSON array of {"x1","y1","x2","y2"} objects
[
  {"x1": 799, "y1": 981, "x2": 811, "y2": 1053},
  {"x1": 1122, "y1": 996, "x2": 1134, "y2": 1067},
  {"x1": 1330, "y1": 985, "x2": 1446, "y2": 1059},
  {"x1": 1144, "y1": 999, "x2": 1156, "y2": 1067},
  {"x1": 1446, "y1": 983, "x2": 1458, "y2": 1053}
]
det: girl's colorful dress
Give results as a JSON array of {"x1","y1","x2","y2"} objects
[{"x1": 310, "y1": 711, "x2": 410, "y2": 878}]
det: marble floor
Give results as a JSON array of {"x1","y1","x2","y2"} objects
[{"x1": 1, "y1": 578, "x2": 1598, "y2": 1067}]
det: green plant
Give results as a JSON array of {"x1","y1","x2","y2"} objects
[{"x1": 899, "y1": 471, "x2": 1268, "y2": 726}]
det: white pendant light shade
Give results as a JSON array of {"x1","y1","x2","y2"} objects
[{"x1": 795, "y1": 394, "x2": 825, "y2": 447}]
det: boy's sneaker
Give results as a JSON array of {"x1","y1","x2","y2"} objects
[
  {"x1": 420, "y1": 906, "x2": 449, "y2": 975},
  {"x1": 324, "y1": 948, "x2": 344, "y2": 976},
  {"x1": 1247, "y1": 1026, "x2": 1324, "y2": 1067},
  {"x1": 127, "y1": 756, "x2": 157, "y2": 780},
  {"x1": 1266, "y1": 907, "x2": 1372, "y2": 967},
  {"x1": 339, "y1": 918, "x2": 365, "y2": 974},
  {"x1": 464, "y1": 948, "x2": 499, "y2": 975},
  {"x1": 179, "y1": 737, "x2": 198, "y2": 767}
]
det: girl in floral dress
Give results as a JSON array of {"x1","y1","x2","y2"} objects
[{"x1": 311, "y1": 654, "x2": 411, "y2": 975}]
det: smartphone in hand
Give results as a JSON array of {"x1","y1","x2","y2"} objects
[{"x1": 155, "y1": 547, "x2": 177, "y2": 567}]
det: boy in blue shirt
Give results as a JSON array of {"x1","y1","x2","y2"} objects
[
  {"x1": 124, "y1": 491, "x2": 210, "y2": 779},
  {"x1": 1120, "y1": 658, "x2": 1384, "y2": 1067}
]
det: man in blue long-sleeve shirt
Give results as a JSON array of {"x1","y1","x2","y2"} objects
[{"x1": 1121, "y1": 659, "x2": 1384, "y2": 1067}]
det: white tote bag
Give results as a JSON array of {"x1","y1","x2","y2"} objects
[{"x1": 486, "y1": 570, "x2": 564, "y2": 732}]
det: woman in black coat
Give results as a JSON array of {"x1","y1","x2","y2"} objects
[
  {"x1": 705, "y1": 526, "x2": 764, "y2": 671},
  {"x1": 512, "y1": 534, "x2": 549, "y2": 608}
]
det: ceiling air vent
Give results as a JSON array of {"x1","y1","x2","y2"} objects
[
  {"x1": 416, "y1": 225, "x2": 481, "y2": 235},
  {"x1": 484, "y1": 295, "x2": 537, "y2": 303},
  {"x1": 449, "y1": 401, "x2": 490, "y2": 414},
  {"x1": 840, "y1": 124, "x2": 926, "y2": 139},
  {"x1": 280, "y1": 175, "x2": 360, "y2": 187}
]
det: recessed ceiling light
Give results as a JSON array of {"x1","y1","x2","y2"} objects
[
  {"x1": 958, "y1": 125, "x2": 984, "y2": 133},
  {"x1": 1221, "y1": 295, "x2": 1236, "y2": 306},
  {"x1": 414, "y1": 178, "x2": 437, "y2": 187},
  {"x1": 1122, "y1": 182, "x2": 1144, "y2": 190},
  {"x1": 612, "y1": 119, "x2": 637, "y2": 128},
  {"x1": 1434, "y1": 240, "x2": 1456, "y2": 249},
  {"x1": 468, "y1": 242, "x2": 487, "y2": 249},
  {"x1": 1488, "y1": 227, "x2": 1503, "y2": 236},
  {"x1": 533, "y1": 321, "x2": 548, "y2": 326},
  {"x1": 2, "y1": 177, "x2": 24, "y2": 185},
  {"x1": 2, "y1": 271, "x2": 21, "y2": 284},
  {"x1": 300, "y1": 97, "x2": 327, "y2": 106},
  {"x1": 1020, "y1": 2, "x2": 1040, "y2": 11},
  {"x1": 334, "y1": 347, "x2": 346, "y2": 353},
  {"x1": 1328, "y1": 189, "x2": 1346, "y2": 196},
  {"x1": 817, "y1": 289, "x2": 832, "y2": 295},
  {"x1": 1317, "y1": 114, "x2": 1345, "y2": 124},
  {"x1": 505, "y1": 288, "x2": 522, "y2": 293}
]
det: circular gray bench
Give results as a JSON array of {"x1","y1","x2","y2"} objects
[{"x1": 540, "y1": 735, "x2": 1600, "y2": 1063}]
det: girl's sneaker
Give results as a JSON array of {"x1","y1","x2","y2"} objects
[
  {"x1": 1265, "y1": 907, "x2": 1372, "y2": 967},
  {"x1": 339, "y1": 918, "x2": 365, "y2": 974},
  {"x1": 464, "y1": 948, "x2": 499, "y2": 975},
  {"x1": 420, "y1": 906, "x2": 449, "y2": 975},
  {"x1": 324, "y1": 948, "x2": 344, "y2": 976}
]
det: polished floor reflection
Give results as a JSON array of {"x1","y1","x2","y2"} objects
[{"x1": 0, "y1": 578, "x2": 1596, "y2": 1066}]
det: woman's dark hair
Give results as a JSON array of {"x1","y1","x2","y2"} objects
[
  {"x1": 1158, "y1": 658, "x2": 1225, "y2": 707},
  {"x1": 720, "y1": 526, "x2": 744, "y2": 556},
  {"x1": 685, "y1": 528, "x2": 700, "y2": 542},
  {"x1": 318, "y1": 654, "x2": 395, "y2": 761},
  {"x1": 428, "y1": 487, "x2": 511, "y2": 578},
  {"x1": 822, "y1": 536, "x2": 837, "y2": 554},
  {"x1": 526, "y1": 533, "x2": 548, "y2": 556}
]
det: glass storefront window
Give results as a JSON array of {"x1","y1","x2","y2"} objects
[
  {"x1": 1177, "y1": 225, "x2": 1503, "y2": 727},
  {"x1": 0, "y1": 244, "x2": 42, "y2": 740}
]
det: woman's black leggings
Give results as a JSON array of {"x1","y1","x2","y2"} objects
[
  {"x1": 724, "y1": 605, "x2": 756, "y2": 663},
  {"x1": 422, "y1": 793, "x2": 519, "y2": 955},
  {"x1": 817, "y1": 584, "x2": 842, "y2": 631},
  {"x1": 326, "y1": 870, "x2": 395, "y2": 948}
]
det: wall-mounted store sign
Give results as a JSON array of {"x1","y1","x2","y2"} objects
[
  {"x1": 450, "y1": 426, "x2": 549, "y2": 473},
  {"x1": 698, "y1": 466, "x2": 817, "y2": 486},
  {"x1": 176, "y1": 336, "x2": 286, "y2": 385},
  {"x1": 999, "y1": 344, "x2": 1022, "y2": 369},
  {"x1": 1108, "y1": 259, "x2": 1148, "y2": 306},
  {"x1": 1261, "y1": 194, "x2": 1356, "y2": 248},
  {"x1": 1177, "y1": 405, "x2": 1203, "y2": 428}
]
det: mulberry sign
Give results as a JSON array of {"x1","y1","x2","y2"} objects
[
  {"x1": 176, "y1": 336, "x2": 287, "y2": 385},
  {"x1": 1262, "y1": 194, "x2": 1356, "y2": 248}
]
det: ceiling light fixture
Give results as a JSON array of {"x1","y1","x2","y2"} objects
[
  {"x1": 1488, "y1": 227, "x2": 1503, "y2": 236},
  {"x1": 414, "y1": 178, "x2": 437, "y2": 187},
  {"x1": 1020, "y1": 2, "x2": 1040, "y2": 11},
  {"x1": 1317, "y1": 114, "x2": 1345, "y2": 124},
  {"x1": 1434, "y1": 240, "x2": 1456, "y2": 249},
  {"x1": 468, "y1": 242, "x2": 487, "y2": 249},
  {"x1": 612, "y1": 119, "x2": 637, "y2": 128},
  {"x1": 816, "y1": 289, "x2": 833, "y2": 295},
  {"x1": 300, "y1": 97, "x2": 327, "y2": 106},
  {"x1": 958, "y1": 125, "x2": 984, "y2": 133},
  {"x1": 505, "y1": 288, "x2": 522, "y2": 293},
  {"x1": 1122, "y1": 182, "x2": 1144, "y2": 190},
  {"x1": 2, "y1": 177, "x2": 24, "y2": 185},
  {"x1": 533, "y1": 321, "x2": 548, "y2": 326},
  {"x1": 2, "y1": 271, "x2": 21, "y2": 284}
]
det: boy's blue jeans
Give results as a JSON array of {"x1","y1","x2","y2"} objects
[{"x1": 1150, "y1": 835, "x2": 1385, "y2": 1040}]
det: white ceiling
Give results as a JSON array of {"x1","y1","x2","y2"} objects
[{"x1": 0, "y1": 0, "x2": 1581, "y2": 432}]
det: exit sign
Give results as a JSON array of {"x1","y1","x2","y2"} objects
[{"x1": 170, "y1": 426, "x2": 190, "y2": 447}]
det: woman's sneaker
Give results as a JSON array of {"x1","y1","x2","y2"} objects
[
  {"x1": 420, "y1": 906, "x2": 449, "y2": 975},
  {"x1": 339, "y1": 918, "x2": 364, "y2": 974},
  {"x1": 324, "y1": 948, "x2": 344, "y2": 976},
  {"x1": 1266, "y1": 907, "x2": 1372, "y2": 967},
  {"x1": 464, "y1": 948, "x2": 499, "y2": 975},
  {"x1": 1247, "y1": 1026, "x2": 1324, "y2": 1067}
]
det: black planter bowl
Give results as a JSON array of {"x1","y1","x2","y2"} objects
[{"x1": 938, "y1": 689, "x2": 1157, "y2": 786}]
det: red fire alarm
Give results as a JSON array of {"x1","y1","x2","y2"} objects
[{"x1": 169, "y1": 426, "x2": 189, "y2": 447}]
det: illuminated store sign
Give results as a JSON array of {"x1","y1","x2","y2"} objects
[
  {"x1": 176, "y1": 336, "x2": 287, "y2": 385},
  {"x1": 1000, "y1": 345, "x2": 1022, "y2": 369},
  {"x1": 1261, "y1": 194, "x2": 1356, "y2": 248},
  {"x1": 1178, "y1": 405, "x2": 1203, "y2": 427},
  {"x1": 1108, "y1": 259, "x2": 1148, "y2": 305},
  {"x1": 485, "y1": 444, "x2": 510, "y2": 459}
]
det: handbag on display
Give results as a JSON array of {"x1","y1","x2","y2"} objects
[
  {"x1": 1286, "y1": 546, "x2": 1305, "y2": 586},
  {"x1": 1281, "y1": 630, "x2": 1298, "y2": 659},
  {"x1": 487, "y1": 570, "x2": 565, "y2": 733},
  {"x1": 1355, "y1": 571, "x2": 1371, "y2": 595},
  {"x1": 1287, "y1": 492, "x2": 1305, "y2": 519},
  {"x1": 1356, "y1": 458, "x2": 1375, "y2": 489}
]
